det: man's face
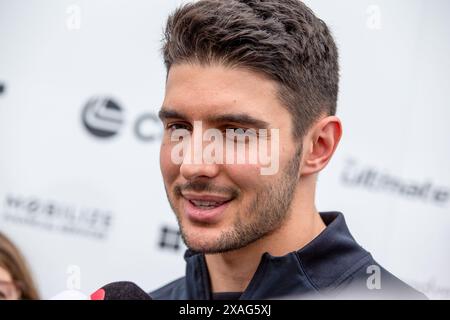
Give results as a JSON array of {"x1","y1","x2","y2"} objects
[{"x1": 159, "y1": 63, "x2": 303, "y2": 254}]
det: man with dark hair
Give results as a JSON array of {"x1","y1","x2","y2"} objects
[{"x1": 151, "y1": 0, "x2": 425, "y2": 300}]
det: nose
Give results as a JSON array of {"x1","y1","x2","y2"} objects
[
  {"x1": 180, "y1": 162, "x2": 220, "y2": 180},
  {"x1": 179, "y1": 128, "x2": 220, "y2": 180}
]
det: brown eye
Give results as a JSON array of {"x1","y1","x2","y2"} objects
[
  {"x1": 225, "y1": 127, "x2": 258, "y2": 141},
  {"x1": 167, "y1": 123, "x2": 191, "y2": 132}
]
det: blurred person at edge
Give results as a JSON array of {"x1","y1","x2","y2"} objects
[{"x1": 0, "y1": 232, "x2": 40, "y2": 300}]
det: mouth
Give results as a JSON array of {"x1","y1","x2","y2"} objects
[{"x1": 181, "y1": 193, "x2": 234, "y2": 224}]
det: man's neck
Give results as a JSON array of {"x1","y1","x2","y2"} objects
[{"x1": 205, "y1": 180, "x2": 326, "y2": 293}]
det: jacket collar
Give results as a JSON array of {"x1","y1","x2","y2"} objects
[{"x1": 183, "y1": 212, "x2": 370, "y2": 299}]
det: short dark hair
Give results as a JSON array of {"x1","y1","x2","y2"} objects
[{"x1": 163, "y1": 0, "x2": 339, "y2": 138}]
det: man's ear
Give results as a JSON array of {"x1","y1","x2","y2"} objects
[{"x1": 300, "y1": 116, "x2": 342, "y2": 176}]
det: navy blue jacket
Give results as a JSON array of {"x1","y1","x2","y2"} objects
[{"x1": 150, "y1": 212, "x2": 426, "y2": 300}]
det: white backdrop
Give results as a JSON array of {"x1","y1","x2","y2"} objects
[{"x1": 0, "y1": 0, "x2": 449, "y2": 299}]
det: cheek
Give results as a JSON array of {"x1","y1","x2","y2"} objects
[
  {"x1": 225, "y1": 147, "x2": 292, "y2": 189},
  {"x1": 160, "y1": 142, "x2": 179, "y2": 184},
  {"x1": 225, "y1": 163, "x2": 264, "y2": 190}
]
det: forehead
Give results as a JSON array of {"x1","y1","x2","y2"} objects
[{"x1": 163, "y1": 63, "x2": 285, "y2": 121}]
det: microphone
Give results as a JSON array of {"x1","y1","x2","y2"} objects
[{"x1": 90, "y1": 281, "x2": 152, "y2": 300}]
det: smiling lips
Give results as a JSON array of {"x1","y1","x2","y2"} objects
[
  {"x1": 190, "y1": 199, "x2": 226, "y2": 209},
  {"x1": 181, "y1": 192, "x2": 234, "y2": 223}
]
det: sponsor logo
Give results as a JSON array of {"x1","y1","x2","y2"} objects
[
  {"x1": 2, "y1": 194, "x2": 113, "y2": 240},
  {"x1": 341, "y1": 159, "x2": 449, "y2": 206},
  {"x1": 82, "y1": 97, "x2": 124, "y2": 138}
]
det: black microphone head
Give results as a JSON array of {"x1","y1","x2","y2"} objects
[{"x1": 91, "y1": 281, "x2": 152, "y2": 300}]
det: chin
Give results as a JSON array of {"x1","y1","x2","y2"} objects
[{"x1": 182, "y1": 228, "x2": 225, "y2": 253}]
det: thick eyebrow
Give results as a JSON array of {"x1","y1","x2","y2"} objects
[
  {"x1": 158, "y1": 108, "x2": 188, "y2": 122},
  {"x1": 206, "y1": 113, "x2": 270, "y2": 129},
  {"x1": 158, "y1": 108, "x2": 270, "y2": 129}
]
